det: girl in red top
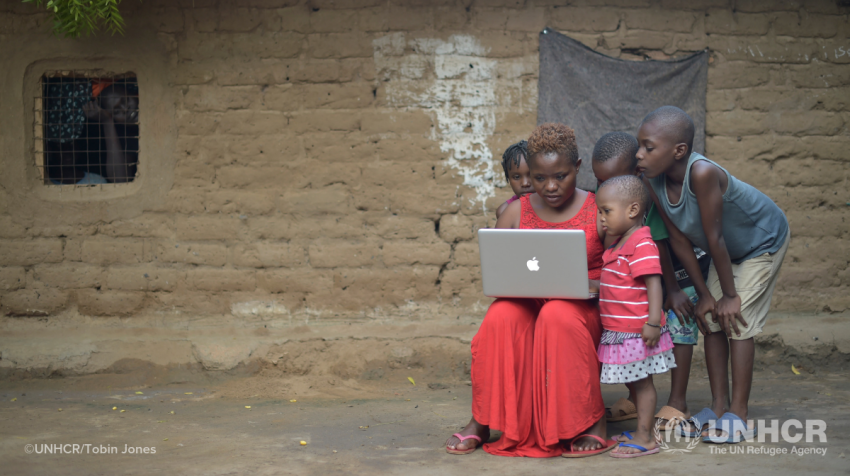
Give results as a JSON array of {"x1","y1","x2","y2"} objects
[
  {"x1": 596, "y1": 175, "x2": 676, "y2": 458},
  {"x1": 446, "y1": 123, "x2": 614, "y2": 458}
]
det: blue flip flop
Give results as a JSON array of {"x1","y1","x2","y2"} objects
[
  {"x1": 703, "y1": 412, "x2": 757, "y2": 444},
  {"x1": 679, "y1": 407, "x2": 717, "y2": 438},
  {"x1": 617, "y1": 431, "x2": 634, "y2": 441},
  {"x1": 610, "y1": 443, "x2": 660, "y2": 458}
]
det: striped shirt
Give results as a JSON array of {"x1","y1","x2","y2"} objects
[{"x1": 599, "y1": 226, "x2": 666, "y2": 333}]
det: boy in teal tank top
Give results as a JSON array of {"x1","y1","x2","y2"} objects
[
  {"x1": 591, "y1": 132, "x2": 710, "y2": 430},
  {"x1": 636, "y1": 106, "x2": 790, "y2": 444}
]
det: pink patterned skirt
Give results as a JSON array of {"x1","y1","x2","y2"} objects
[{"x1": 597, "y1": 327, "x2": 676, "y2": 384}]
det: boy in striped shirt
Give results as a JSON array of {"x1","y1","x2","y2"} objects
[{"x1": 596, "y1": 175, "x2": 676, "y2": 458}]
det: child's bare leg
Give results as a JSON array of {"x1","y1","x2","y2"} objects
[
  {"x1": 445, "y1": 417, "x2": 490, "y2": 451},
  {"x1": 699, "y1": 332, "x2": 731, "y2": 436},
  {"x1": 666, "y1": 343, "x2": 692, "y2": 414},
  {"x1": 728, "y1": 338, "x2": 754, "y2": 421},
  {"x1": 615, "y1": 383, "x2": 637, "y2": 442},
  {"x1": 612, "y1": 376, "x2": 657, "y2": 454}
]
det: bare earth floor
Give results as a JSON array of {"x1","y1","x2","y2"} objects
[{"x1": 1, "y1": 366, "x2": 848, "y2": 476}]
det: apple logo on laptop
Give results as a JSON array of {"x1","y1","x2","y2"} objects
[{"x1": 526, "y1": 257, "x2": 540, "y2": 271}]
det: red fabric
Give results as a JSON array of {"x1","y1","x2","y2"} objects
[
  {"x1": 518, "y1": 192, "x2": 604, "y2": 280},
  {"x1": 470, "y1": 191, "x2": 606, "y2": 458},
  {"x1": 599, "y1": 227, "x2": 665, "y2": 333}
]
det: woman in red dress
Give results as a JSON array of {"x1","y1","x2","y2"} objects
[{"x1": 445, "y1": 123, "x2": 612, "y2": 458}]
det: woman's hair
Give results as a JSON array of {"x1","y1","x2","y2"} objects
[
  {"x1": 527, "y1": 123, "x2": 579, "y2": 165},
  {"x1": 500, "y1": 140, "x2": 528, "y2": 180}
]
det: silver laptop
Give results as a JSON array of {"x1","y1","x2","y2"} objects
[{"x1": 478, "y1": 229, "x2": 594, "y2": 299}]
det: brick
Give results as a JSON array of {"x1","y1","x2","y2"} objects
[
  {"x1": 288, "y1": 161, "x2": 362, "y2": 189},
  {"x1": 218, "y1": 8, "x2": 266, "y2": 32},
  {"x1": 439, "y1": 214, "x2": 477, "y2": 242},
  {"x1": 155, "y1": 7, "x2": 184, "y2": 33},
  {"x1": 187, "y1": 268, "x2": 257, "y2": 292},
  {"x1": 106, "y1": 266, "x2": 181, "y2": 292},
  {"x1": 354, "y1": 187, "x2": 461, "y2": 219},
  {"x1": 177, "y1": 111, "x2": 220, "y2": 135},
  {"x1": 32, "y1": 264, "x2": 105, "y2": 289},
  {"x1": 0, "y1": 289, "x2": 68, "y2": 316},
  {"x1": 279, "y1": 184, "x2": 353, "y2": 215},
  {"x1": 624, "y1": 9, "x2": 696, "y2": 33},
  {"x1": 704, "y1": 10, "x2": 770, "y2": 35},
  {"x1": 706, "y1": 110, "x2": 768, "y2": 136},
  {"x1": 361, "y1": 111, "x2": 433, "y2": 134},
  {"x1": 64, "y1": 238, "x2": 84, "y2": 262},
  {"x1": 308, "y1": 33, "x2": 374, "y2": 59},
  {"x1": 203, "y1": 191, "x2": 277, "y2": 215},
  {"x1": 215, "y1": 166, "x2": 297, "y2": 190},
  {"x1": 0, "y1": 267, "x2": 26, "y2": 291},
  {"x1": 247, "y1": 216, "x2": 295, "y2": 240},
  {"x1": 76, "y1": 290, "x2": 146, "y2": 317},
  {"x1": 766, "y1": 111, "x2": 845, "y2": 136},
  {"x1": 505, "y1": 8, "x2": 545, "y2": 32},
  {"x1": 217, "y1": 111, "x2": 288, "y2": 135},
  {"x1": 453, "y1": 241, "x2": 480, "y2": 267},
  {"x1": 80, "y1": 238, "x2": 145, "y2": 265},
  {"x1": 278, "y1": 6, "x2": 312, "y2": 33},
  {"x1": 786, "y1": 210, "x2": 847, "y2": 238},
  {"x1": 188, "y1": 8, "x2": 217, "y2": 32},
  {"x1": 772, "y1": 158, "x2": 848, "y2": 187},
  {"x1": 308, "y1": 238, "x2": 381, "y2": 268},
  {"x1": 288, "y1": 111, "x2": 361, "y2": 133},
  {"x1": 230, "y1": 242, "x2": 306, "y2": 268},
  {"x1": 178, "y1": 32, "x2": 304, "y2": 61},
  {"x1": 325, "y1": 266, "x2": 440, "y2": 309},
  {"x1": 0, "y1": 216, "x2": 27, "y2": 238},
  {"x1": 257, "y1": 268, "x2": 334, "y2": 293},
  {"x1": 549, "y1": 7, "x2": 621, "y2": 32},
  {"x1": 98, "y1": 214, "x2": 174, "y2": 238},
  {"x1": 176, "y1": 216, "x2": 245, "y2": 241},
  {"x1": 708, "y1": 61, "x2": 773, "y2": 89},
  {"x1": 434, "y1": 6, "x2": 470, "y2": 30},
  {"x1": 369, "y1": 215, "x2": 437, "y2": 240},
  {"x1": 471, "y1": 8, "x2": 510, "y2": 30},
  {"x1": 606, "y1": 30, "x2": 673, "y2": 51},
  {"x1": 258, "y1": 215, "x2": 368, "y2": 240},
  {"x1": 0, "y1": 239, "x2": 63, "y2": 266},
  {"x1": 733, "y1": 0, "x2": 802, "y2": 12},
  {"x1": 154, "y1": 242, "x2": 227, "y2": 266},
  {"x1": 438, "y1": 266, "x2": 481, "y2": 298},
  {"x1": 659, "y1": 0, "x2": 730, "y2": 7},
  {"x1": 301, "y1": 83, "x2": 375, "y2": 109},
  {"x1": 310, "y1": 0, "x2": 384, "y2": 8},
  {"x1": 183, "y1": 86, "x2": 258, "y2": 112},
  {"x1": 310, "y1": 9, "x2": 357, "y2": 32},
  {"x1": 382, "y1": 240, "x2": 451, "y2": 266},
  {"x1": 708, "y1": 36, "x2": 816, "y2": 64},
  {"x1": 787, "y1": 63, "x2": 850, "y2": 88}
]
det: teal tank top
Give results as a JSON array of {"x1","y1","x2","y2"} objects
[{"x1": 648, "y1": 153, "x2": 789, "y2": 264}]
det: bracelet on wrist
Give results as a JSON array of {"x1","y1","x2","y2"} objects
[{"x1": 644, "y1": 322, "x2": 660, "y2": 328}]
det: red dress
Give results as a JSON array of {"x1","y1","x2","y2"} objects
[{"x1": 471, "y1": 192, "x2": 605, "y2": 457}]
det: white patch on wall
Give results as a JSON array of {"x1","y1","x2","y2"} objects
[{"x1": 374, "y1": 33, "x2": 534, "y2": 212}]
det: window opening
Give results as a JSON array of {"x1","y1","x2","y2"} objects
[{"x1": 35, "y1": 72, "x2": 139, "y2": 185}]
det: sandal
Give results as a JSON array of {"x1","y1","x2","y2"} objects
[
  {"x1": 561, "y1": 434, "x2": 618, "y2": 458},
  {"x1": 445, "y1": 433, "x2": 482, "y2": 455},
  {"x1": 610, "y1": 443, "x2": 660, "y2": 458},
  {"x1": 606, "y1": 397, "x2": 637, "y2": 422},
  {"x1": 702, "y1": 412, "x2": 757, "y2": 444},
  {"x1": 655, "y1": 405, "x2": 690, "y2": 432},
  {"x1": 679, "y1": 407, "x2": 717, "y2": 438}
]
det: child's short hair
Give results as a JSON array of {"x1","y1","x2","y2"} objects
[
  {"x1": 598, "y1": 175, "x2": 650, "y2": 212},
  {"x1": 641, "y1": 106, "x2": 695, "y2": 154},
  {"x1": 501, "y1": 140, "x2": 528, "y2": 180},
  {"x1": 592, "y1": 132, "x2": 638, "y2": 169},
  {"x1": 527, "y1": 123, "x2": 579, "y2": 165}
]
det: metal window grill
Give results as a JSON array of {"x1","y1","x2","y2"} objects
[{"x1": 34, "y1": 71, "x2": 140, "y2": 186}]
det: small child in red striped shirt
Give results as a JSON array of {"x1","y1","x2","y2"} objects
[{"x1": 596, "y1": 175, "x2": 676, "y2": 458}]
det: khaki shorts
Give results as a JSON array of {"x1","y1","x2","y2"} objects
[{"x1": 705, "y1": 230, "x2": 790, "y2": 340}]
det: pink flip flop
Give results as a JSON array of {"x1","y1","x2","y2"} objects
[
  {"x1": 561, "y1": 434, "x2": 618, "y2": 458},
  {"x1": 446, "y1": 433, "x2": 482, "y2": 455},
  {"x1": 609, "y1": 443, "x2": 661, "y2": 458}
]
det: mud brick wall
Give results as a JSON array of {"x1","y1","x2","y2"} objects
[{"x1": 0, "y1": 0, "x2": 848, "y2": 321}]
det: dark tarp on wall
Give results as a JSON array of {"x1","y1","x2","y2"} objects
[{"x1": 537, "y1": 29, "x2": 708, "y2": 191}]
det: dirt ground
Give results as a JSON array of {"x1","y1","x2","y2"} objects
[{"x1": 1, "y1": 360, "x2": 848, "y2": 476}]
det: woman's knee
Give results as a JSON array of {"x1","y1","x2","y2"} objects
[
  {"x1": 538, "y1": 300, "x2": 595, "y2": 332},
  {"x1": 481, "y1": 298, "x2": 537, "y2": 328}
]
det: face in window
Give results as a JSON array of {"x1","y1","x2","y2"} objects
[{"x1": 100, "y1": 86, "x2": 139, "y2": 124}]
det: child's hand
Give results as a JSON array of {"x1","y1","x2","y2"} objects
[
  {"x1": 642, "y1": 324, "x2": 661, "y2": 347},
  {"x1": 693, "y1": 294, "x2": 716, "y2": 335},
  {"x1": 588, "y1": 279, "x2": 600, "y2": 295},
  {"x1": 664, "y1": 289, "x2": 695, "y2": 325},
  {"x1": 716, "y1": 294, "x2": 746, "y2": 337},
  {"x1": 82, "y1": 101, "x2": 111, "y2": 122}
]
